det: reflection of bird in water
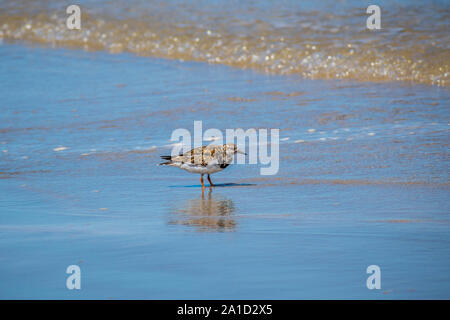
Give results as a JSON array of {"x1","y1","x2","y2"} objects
[
  {"x1": 159, "y1": 143, "x2": 246, "y2": 188},
  {"x1": 169, "y1": 188, "x2": 236, "y2": 231}
]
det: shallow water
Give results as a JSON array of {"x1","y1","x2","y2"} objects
[{"x1": 0, "y1": 43, "x2": 449, "y2": 299}]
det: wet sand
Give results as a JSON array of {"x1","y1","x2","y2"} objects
[{"x1": 0, "y1": 43, "x2": 449, "y2": 298}]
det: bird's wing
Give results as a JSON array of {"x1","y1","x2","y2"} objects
[{"x1": 170, "y1": 145, "x2": 227, "y2": 166}]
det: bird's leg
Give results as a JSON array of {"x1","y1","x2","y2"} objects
[
  {"x1": 200, "y1": 174, "x2": 205, "y2": 189},
  {"x1": 207, "y1": 174, "x2": 214, "y2": 187}
]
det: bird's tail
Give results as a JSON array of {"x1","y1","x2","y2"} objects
[{"x1": 159, "y1": 155, "x2": 172, "y2": 166}]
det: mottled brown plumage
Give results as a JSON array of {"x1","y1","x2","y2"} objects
[{"x1": 170, "y1": 144, "x2": 235, "y2": 166}]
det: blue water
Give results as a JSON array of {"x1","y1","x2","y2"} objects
[{"x1": 0, "y1": 43, "x2": 449, "y2": 299}]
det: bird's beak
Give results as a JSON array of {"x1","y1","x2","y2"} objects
[{"x1": 237, "y1": 149, "x2": 247, "y2": 155}]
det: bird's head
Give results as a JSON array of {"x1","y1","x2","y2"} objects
[{"x1": 224, "y1": 143, "x2": 247, "y2": 155}]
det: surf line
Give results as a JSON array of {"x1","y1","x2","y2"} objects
[{"x1": 177, "y1": 304, "x2": 212, "y2": 318}]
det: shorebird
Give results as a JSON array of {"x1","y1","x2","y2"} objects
[{"x1": 159, "y1": 143, "x2": 246, "y2": 188}]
